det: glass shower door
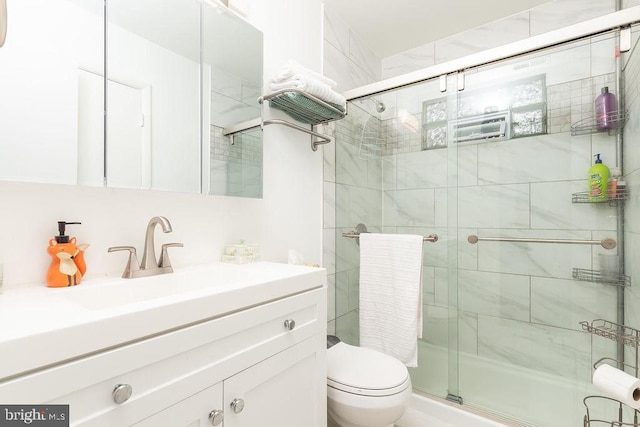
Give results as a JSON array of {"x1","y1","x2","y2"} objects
[
  {"x1": 333, "y1": 73, "x2": 463, "y2": 400},
  {"x1": 333, "y1": 25, "x2": 635, "y2": 426},
  {"x1": 386, "y1": 74, "x2": 463, "y2": 401},
  {"x1": 451, "y1": 30, "x2": 622, "y2": 425}
]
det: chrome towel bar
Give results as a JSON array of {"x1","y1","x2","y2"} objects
[
  {"x1": 342, "y1": 232, "x2": 439, "y2": 242},
  {"x1": 467, "y1": 234, "x2": 616, "y2": 249},
  {"x1": 262, "y1": 118, "x2": 331, "y2": 150}
]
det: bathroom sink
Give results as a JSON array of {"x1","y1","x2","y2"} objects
[
  {"x1": 0, "y1": 261, "x2": 326, "y2": 381},
  {"x1": 60, "y1": 263, "x2": 267, "y2": 310}
]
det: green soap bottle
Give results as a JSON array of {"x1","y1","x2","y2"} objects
[{"x1": 588, "y1": 154, "x2": 610, "y2": 202}]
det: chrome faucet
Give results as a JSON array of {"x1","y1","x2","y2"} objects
[
  {"x1": 141, "y1": 216, "x2": 171, "y2": 270},
  {"x1": 108, "y1": 216, "x2": 183, "y2": 279}
]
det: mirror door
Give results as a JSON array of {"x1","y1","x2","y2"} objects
[
  {"x1": 0, "y1": 0, "x2": 263, "y2": 197},
  {"x1": 0, "y1": 0, "x2": 104, "y2": 185},
  {"x1": 106, "y1": 0, "x2": 201, "y2": 193}
]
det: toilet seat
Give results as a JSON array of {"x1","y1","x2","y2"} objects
[
  {"x1": 327, "y1": 342, "x2": 410, "y2": 397},
  {"x1": 328, "y1": 376, "x2": 410, "y2": 397}
]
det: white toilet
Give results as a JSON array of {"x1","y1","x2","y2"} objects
[{"x1": 326, "y1": 336, "x2": 412, "y2": 427}]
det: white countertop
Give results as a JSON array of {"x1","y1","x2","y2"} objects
[{"x1": 0, "y1": 262, "x2": 326, "y2": 381}]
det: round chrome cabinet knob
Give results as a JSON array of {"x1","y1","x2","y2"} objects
[
  {"x1": 112, "y1": 384, "x2": 133, "y2": 404},
  {"x1": 230, "y1": 398, "x2": 245, "y2": 414},
  {"x1": 284, "y1": 319, "x2": 296, "y2": 331},
  {"x1": 208, "y1": 409, "x2": 224, "y2": 426}
]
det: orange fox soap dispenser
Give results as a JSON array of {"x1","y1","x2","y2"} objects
[{"x1": 46, "y1": 221, "x2": 90, "y2": 288}]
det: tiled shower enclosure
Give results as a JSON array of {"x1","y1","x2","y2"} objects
[{"x1": 332, "y1": 26, "x2": 640, "y2": 426}]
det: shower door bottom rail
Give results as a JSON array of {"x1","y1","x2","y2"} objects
[{"x1": 467, "y1": 235, "x2": 617, "y2": 249}]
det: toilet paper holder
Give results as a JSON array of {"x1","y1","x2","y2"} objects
[
  {"x1": 593, "y1": 356, "x2": 636, "y2": 372},
  {"x1": 583, "y1": 395, "x2": 640, "y2": 426}
]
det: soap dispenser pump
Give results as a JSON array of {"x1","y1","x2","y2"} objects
[
  {"x1": 46, "y1": 221, "x2": 90, "y2": 288},
  {"x1": 588, "y1": 154, "x2": 610, "y2": 202}
]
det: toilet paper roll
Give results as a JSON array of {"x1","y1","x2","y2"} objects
[{"x1": 593, "y1": 364, "x2": 640, "y2": 409}]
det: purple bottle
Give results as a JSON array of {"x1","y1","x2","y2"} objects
[{"x1": 595, "y1": 86, "x2": 617, "y2": 131}]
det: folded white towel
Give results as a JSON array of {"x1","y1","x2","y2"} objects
[
  {"x1": 273, "y1": 59, "x2": 337, "y2": 88},
  {"x1": 359, "y1": 233, "x2": 424, "y2": 367},
  {"x1": 268, "y1": 75, "x2": 347, "y2": 108}
]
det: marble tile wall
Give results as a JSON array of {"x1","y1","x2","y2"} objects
[
  {"x1": 434, "y1": 12, "x2": 530, "y2": 65},
  {"x1": 322, "y1": 6, "x2": 383, "y2": 335},
  {"x1": 325, "y1": 2, "x2": 636, "y2": 424},
  {"x1": 380, "y1": 127, "x2": 620, "y2": 385},
  {"x1": 331, "y1": 105, "x2": 383, "y2": 341},
  {"x1": 529, "y1": 0, "x2": 616, "y2": 36},
  {"x1": 623, "y1": 26, "x2": 640, "y2": 364},
  {"x1": 323, "y1": 105, "x2": 384, "y2": 336},
  {"x1": 383, "y1": 0, "x2": 617, "y2": 79},
  {"x1": 623, "y1": 47, "x2": 640, "y2": 363},
  {"x1": 333, "y1": 36, "x2": 626, "y2": 423},
  {"x1": 322, "y1": 6, "x2": 382, "y2": 93}
]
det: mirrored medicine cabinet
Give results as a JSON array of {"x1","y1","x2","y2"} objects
[{"x1": 0, "y1": 0, "x2": 263, "y2": 198}]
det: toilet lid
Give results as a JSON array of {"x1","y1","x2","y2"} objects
[{"x1": 327, "y1": 342, "x2": 409, "y2": 394}]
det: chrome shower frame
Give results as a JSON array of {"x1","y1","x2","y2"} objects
[
  {"x1": 341, "y1": 3, "x2": 640, "y2": 383},
  {"x1": 344, "y1": 7, "x2": 640, "y2": 101}
]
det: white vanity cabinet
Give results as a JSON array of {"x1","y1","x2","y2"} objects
[
  {"x1": 0, "y1": 267, "x2": 327, "y2": 427},
  {"x1": 135, "y1": 335, "x2": 323, "y2": 427},
  {"x1": 222, "y1": 335, "x2": 323, "y2": 427},
  {"x1": 132, "y1": 383, "x2": 224, "y2": 426}
]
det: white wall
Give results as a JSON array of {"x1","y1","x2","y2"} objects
[
  {"x1": 0, "y1": 0, "x2": 325, "y2": 289},
  {"x1": 243, "y1": 0, "x2": 325, "y2": 267},
  {"x1": 0, "y1": 182, "x2": 265, "y2": 287},
  {"x1": 0, "y1": 0, "x2": 101, "y2": 185}
]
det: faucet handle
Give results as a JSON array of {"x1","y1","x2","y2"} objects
[
  {"x1": 108, "y1": 246, "x2": 140, "y2": 278},
  {"x1": 159, "y1": 243, "x2": 183, "y2": 270}
]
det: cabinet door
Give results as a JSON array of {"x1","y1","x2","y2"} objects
[
  {"x1": 132, "y1": 382, "x2": 224, "y2": 427},
  {"x1": 224, "y1": 334, "x2": 326, "y2": 427}
]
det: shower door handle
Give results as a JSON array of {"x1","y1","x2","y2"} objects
[{"x1": 457, "y1": 72, "x2": 465, "y2": 91}]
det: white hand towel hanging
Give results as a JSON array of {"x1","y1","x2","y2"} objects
[{"x1": 359, "y1": 233, "x2": 423, "y2": 367}]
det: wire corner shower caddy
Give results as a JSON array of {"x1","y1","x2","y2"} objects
[
  {"x1": 570, "y1": 111, "x2": 628, "y2": 136},
  {"x1": 581, "y1": 319, "x2": 640, "y2": 426}
]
